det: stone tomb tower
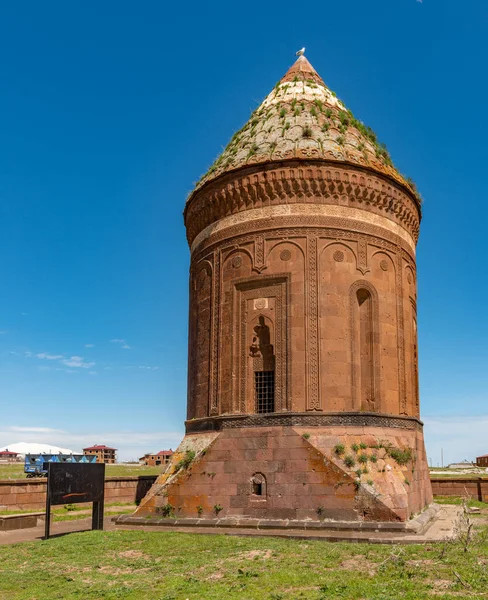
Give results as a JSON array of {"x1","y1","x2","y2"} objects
[{"x1": 138, "y1": 55, "x2": 432, "y2": 522}]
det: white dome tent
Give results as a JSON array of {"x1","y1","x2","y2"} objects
[{"x1": 0, "y1": 442, "x2": 77, "y2": 457}]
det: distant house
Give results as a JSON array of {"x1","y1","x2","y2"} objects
[
  {"x1": 83, "y1": 445, "x2": 117, "y2": 464},
  {"x1": 139, "y1": 450, "x2": 173, "y2": 467},
  {"x1": 0, "y1": 449, "x2": 20, "y2": 463},
  {"x1": 476, "y1": 455, "x2": 488, "y2": 468}
]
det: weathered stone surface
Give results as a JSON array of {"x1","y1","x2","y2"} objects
[{"x1": 138, "y1": 53, "x2": 431, "y2": 523}]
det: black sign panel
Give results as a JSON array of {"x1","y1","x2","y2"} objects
[
  {"x1": 47, "y1": 463, "x2": 105, "y2": 505},
  {"x1": 44, "y1": 462, "x2": 105, "y2": 539}
]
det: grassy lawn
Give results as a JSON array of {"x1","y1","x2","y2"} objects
[
  {"x1": 0, "y1": 501, "x2": 487, "y2": 599},
  {"x1": 0, "y1": 463, "x2": 162, "y2": 480},
  {"x1": 0, "y1": 503, "x2": 136, "y2": 521}
]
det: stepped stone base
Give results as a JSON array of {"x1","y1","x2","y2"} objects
[{"x1": 132, "y1": 423, "x2": 432, "y2": 523}]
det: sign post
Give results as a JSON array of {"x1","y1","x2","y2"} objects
[{"x1": 44, "y1": 462, "x2": 105, "y2": 539}]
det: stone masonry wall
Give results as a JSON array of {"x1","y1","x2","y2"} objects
[
  {"x1": 431, "y1": 478, "x2": 488, "y2": 502},
  {"x1": 137, "y1": 425, "x2": 432, "y2": 522},
  {"x1": 0, "y1": 476, "x2": 156, "y2": 511}
]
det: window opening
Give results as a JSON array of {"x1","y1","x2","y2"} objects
[
  {"x1": 255, "y1": 370, "x2": 275, "y2": 413},
  {"x1": 251, "y1": 473, "x2": 266, "y2": 498}
]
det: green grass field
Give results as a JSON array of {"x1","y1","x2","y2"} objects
[
  {"x1": 0, "y1": 463, "x2": 162, "y2": 480},
  {"x1": 0, "y1": 500, "x2": 487, "y2": 599},
  {"x1": 0, "y1": 502, "x2": 136, "y2": 521}
]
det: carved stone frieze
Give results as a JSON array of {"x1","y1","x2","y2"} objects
[
  {"x1": 191, "y1": 215, "x2": 416, "y2": 265},
  {"x1": 185, "y1": 412, "x2": 424, "y2": 433},
  {"x1": 184, "y1": 162, "x2": 421, "y2": 247},
  {"x1": 396, "y1": 250, "x2": 407, "y2": 416},
  {"x1": 209, "y1": 250, "x2": 221, "y2": 415},
  {"x1": 306, "y1": 236, "x2": 320, "y2": 410}
]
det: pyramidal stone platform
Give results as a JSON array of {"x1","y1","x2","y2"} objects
[{"x1": 126, "y1": 421, "x2": 431, "y2": 523}]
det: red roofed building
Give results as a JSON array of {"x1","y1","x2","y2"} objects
[
  {"x1": 476, "y1": 455, "x2": 488, "y2": 468},
  {"x1": 0, "y1": 450, "x2": 21, "y2": 463},
  {"x1": 139, "y1": 450, "x2": 173, "y2": 467},
  {"x1": 83, "y1": 445, "x2": 117, "y2": 464}
]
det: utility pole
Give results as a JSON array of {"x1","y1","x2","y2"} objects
[{"x1": 441, "y1": 447, "x2": 444, "y2": 468}]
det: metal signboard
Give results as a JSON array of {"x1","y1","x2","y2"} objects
[{"x1": 45, "y1": 462, "x2": 105, "y2": 539}]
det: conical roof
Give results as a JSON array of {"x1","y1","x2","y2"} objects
[{"x1": 191, "y1": 55, "x2": 419, "y2": 200}]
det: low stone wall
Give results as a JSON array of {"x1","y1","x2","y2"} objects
[
  {"x1": 430, "y1": 478, "x2": 488, "y2": 502},
  {"x1": 0, "y1": 476, "x2": 157, "y2": 511},
  {"x1": 0, "y1": 475, "x2": 486, "y2": 511}
]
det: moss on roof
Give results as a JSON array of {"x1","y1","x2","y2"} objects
[{"x1": 191, "y1": 56, "x2": 420, "y2": 203}]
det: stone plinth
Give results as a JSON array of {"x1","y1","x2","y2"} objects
[{"x1": 135, "y1": 419, "x2": 431, "y2": 522}]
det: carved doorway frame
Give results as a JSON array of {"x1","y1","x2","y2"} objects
[{"x1": 233, "y1": 275, "x2": 289, "y2": 414}]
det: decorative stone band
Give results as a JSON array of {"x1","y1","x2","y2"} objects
[
  {"x1": 191, "y1": 203, "x2": 416, "y2": 256},
  {"x1": 191, "y1": 220, "x2": 417, "y2": 271},
  {"x1": 184, "y1": 161, "x2": 421, "y2": 247},
  {"x1": 185, "y1": 412, "x2": 424, "y2": 433}
]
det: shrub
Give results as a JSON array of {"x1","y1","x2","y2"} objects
[
  {"x1": 370, "y1": 454, "x2": 378, "y2": 464},
  {"x1": 359, "y1": 442, "x2": 367, "y2": 450},
  {"x1": 302, "y1": 126, "x2": 312, "y2": 138},
  {"x1": 351, "y1": 444, "x2": 359, "y2": 453},
  {"x1": 387, "y1": 447, "x2": 413, "y2": 466},
  {"x1": 214, "y1": 504, "x2": 223, "y2": 516},
  {"x1": 334, "y1": 443, "x2": 345, "y2": 456},
  {"x1": 344, "y1": 455, "x2": 355, "y2": 468},
  {"x1": 175, "y1": 450, "x2": 196, "y2": 472},
  {"x1": 302, "y1": 432, "x2": 310, "y2": 440},
  {"x1": 196, "y1": 505, "x2": 203, "y2": 516},
  {"x1": 358, "y1": 454, "x2": 368, "y2": 464},
  {"x1": 160, "y1": 504, "x2": 174, "y2": 518}
]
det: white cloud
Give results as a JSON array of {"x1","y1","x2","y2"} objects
[
  {"x1": 10, "y1": 426, "x2": 64, "y2": 434},
  {"x1": 89, "y1": 371, "x2": 97, "y2": 375},
  {"x1": 111, "y1": 339, "x2": 131, "y2": 349},
  {"x1": 36, "y1": 353, "x2": 64, "y2": 360},
  {"x1": 85, "y1": 344, "x2": 95, "y2": 348},
  {"x1": 0, "y1": 330, "x2": 7, "y2": 335},
  {"x1": 61, "y1": 356, "x2": 95, "y2": 369}
]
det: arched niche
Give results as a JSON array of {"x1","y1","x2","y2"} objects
[{"x1": 350, "y1": 280, "x2": 380, "y2": 412}]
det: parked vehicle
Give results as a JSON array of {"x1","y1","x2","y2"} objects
[{"x1": 24, "y1": 453, "x2": 97, "y2": 477}]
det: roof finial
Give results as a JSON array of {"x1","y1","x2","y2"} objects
[{"x1": 296, "y1": 47, "x2": 306, "y2": 57}]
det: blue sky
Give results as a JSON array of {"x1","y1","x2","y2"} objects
[{"x1": 0, "y1": 0, "x2": 487, "y2": 464}]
